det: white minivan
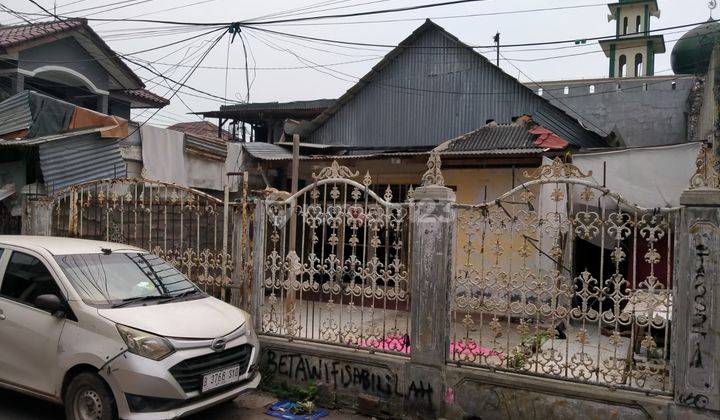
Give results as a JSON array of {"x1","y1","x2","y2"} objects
[{"x1": 0, "y1": 236, "x2": 260, "y2": 419}]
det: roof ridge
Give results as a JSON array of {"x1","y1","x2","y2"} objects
[
  {"x1": 304, "y1": 20, "x2": 605, "y2": 148},
  {"x1": 0, "y1": 17, "x2": 86, "y2": 31}
]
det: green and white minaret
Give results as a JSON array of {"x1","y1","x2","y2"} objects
[{"x1": 600, "y1": 0, "x2": 666, "y2": 77}]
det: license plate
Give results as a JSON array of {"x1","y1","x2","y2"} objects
[{"x1": 201, "y1": 365, "x2": 241, "y2": 393}]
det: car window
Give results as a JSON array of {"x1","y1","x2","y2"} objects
[
  {"x1": 0, "y1": 251, "x2": 64, "y2": 308},
  {"x1": 54, "y1": 253, "x2": 200, "y2": 307}
]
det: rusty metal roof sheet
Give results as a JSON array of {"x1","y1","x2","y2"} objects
[
  {"x1": 242, "y1": 142, "x2": 294, "y2": 161},
  {"x1": 306, "y1": 20, "x2": 606, "y2": 149}
]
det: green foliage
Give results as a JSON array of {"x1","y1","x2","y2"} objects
[{"x1": 508, "y1": 330, "x2": 553, "y2": 369}]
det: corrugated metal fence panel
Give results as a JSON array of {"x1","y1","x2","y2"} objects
[
  {"x1": 185, "y1": 134, "x2": 227, "y2": 156},
  {"x1": 310, "y1": 26, "x2": 603, "y2": 149},
  {"x1": 39, "y1": 133, "x2": 126, "y2": 194},
  {"x1": 0, "y1": 91, "x2": 32, "y2": 137}
]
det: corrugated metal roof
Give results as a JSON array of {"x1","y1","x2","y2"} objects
[
  {"x1": 307, "y1": 20, "x2": 605, "y2": 149},
  {"x1": 39, "y1": 133, "x2": 126, "y2": 194},
  {"x1": 241, "y1": 146, "x2": 545, "y2": 162},
  {"x1": 168, "y1": 121, "x2": 232, "y2": 141},
  {"x1": 220, "y1": 99, "x2": 335, "y2": 112},
  {"x1": 242, "y1": 142, "x2": 294, "y2": 161},
  {"x1": 444, "y1": 124, "x2": 536, "y2": 152},
  {"x1": 185, "y1": 133, "x2": 227, "y2": 157},
  {"x1": 0, "y1": 91, "x2": 32, "y2": 137},
  {"x1": 440, "y1": 148, "x2": 547, "y2": 157}
]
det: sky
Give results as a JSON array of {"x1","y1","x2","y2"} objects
[{"x1": 0, "y1": 0, "x2": 714, "y2": 127}]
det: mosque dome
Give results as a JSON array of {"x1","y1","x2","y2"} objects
[{"x1": 671, "y1": 19, "x2": 720, "y2": 75}]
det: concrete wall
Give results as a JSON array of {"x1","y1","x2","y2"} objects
[
  {"x1": 19, "y1": 37, "x2": 109, "y2": 92},
  {"x1": 259, "y1": 337, "x2": 680, "y2": 419},
  {"x1": 526, "y1": 77, "x2": 695, "y2": 147}
]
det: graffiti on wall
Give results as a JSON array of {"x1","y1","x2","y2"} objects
[
  {"x1": 263, "y1": 348, "x2": 436, "y2": 410},
  {"x1": 264, "y1": 349, "x2": 404, "y2": 398},
  {"x1": 685, "y1": 223, "x2": 717, "y2": 406}
]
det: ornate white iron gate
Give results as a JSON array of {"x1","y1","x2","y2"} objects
[
  {"x1": 450, "y1": 158, "x2": 676, "y2": 394},
  {"x1": 256, "y1": 162, "x2": 412, "y2": 354},
  {"x1": 50, "y1": 178, "x2": 246, "y2": 301}
]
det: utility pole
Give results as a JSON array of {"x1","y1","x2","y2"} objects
[{"x1": 493, "y1": 32, "x2": 500, "y2": 67}]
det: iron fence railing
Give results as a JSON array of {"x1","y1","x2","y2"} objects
[
  {"x1": 50, "y1": 178, "x2": 240, "y2": 301},
  {"x1": 257, "y1": 163, "x2": 412, "y2": 355},
  {"x1": 449, "y1": 160, "x2": 676, "y2": 394}
]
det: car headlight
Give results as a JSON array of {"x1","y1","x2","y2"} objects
[
  {"x1": 117, "y1": 325, "x2": 175, "y2": 361},
  {"x1": 243, "y1": 315, "x2": 258, "y2": 344}
]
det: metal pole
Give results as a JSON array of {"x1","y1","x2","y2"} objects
[
  {"x1": 286, "y1": 133, "x2": 300, "y2": 317},
  {"x1": 494, "y1": 32, "x2": 500, "y2": 67},
  {"x1": 289, "y1": 133, "x2": 300, "y2": 251}
]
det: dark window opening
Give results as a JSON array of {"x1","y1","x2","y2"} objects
[{"x1": 0, "y1": 251, "x2": 63, "y2": 308}]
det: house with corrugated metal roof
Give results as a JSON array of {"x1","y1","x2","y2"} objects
[
  {"x1": 0, "y1": 19, "x2": 173, "y2": 233},
  {"x1": 199, "y1": 20, "x2": 610, "y2": 197}
]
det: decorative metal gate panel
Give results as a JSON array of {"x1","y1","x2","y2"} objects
[
  {"x1": 50, "y1": 178, "x2": 241, "y2": 300},
  {"x1": 450, "y1": 159, "x2": 676, "y2": 394},
  {"x1": 257, "y1": 162, "x2": 411, "y2": 355}
]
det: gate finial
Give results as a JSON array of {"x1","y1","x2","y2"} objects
[
  {"x1": 523, "y1": 157, "x2": 592, "y2": 180},
  {"x1": 421, "y1": 151, "x2": 445, "y2": 187},
  {"x1": 312, "y1": 160, "x2": 359, "y2": 181}
]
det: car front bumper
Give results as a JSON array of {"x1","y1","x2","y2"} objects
[
  {"x1": 114, "y1": 374, "x2": 261, "y2": 420},
  {"x1": 101, "y1": 330, "x2": 260, "y2": 419}
]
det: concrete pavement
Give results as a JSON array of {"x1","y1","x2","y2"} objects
[{"x1": 0, "y1": 388, "x2": 368, "y2": 419}]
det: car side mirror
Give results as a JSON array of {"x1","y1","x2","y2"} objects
[{"x1": 35, "y1": 294, "x2": 65, "y2": 318}]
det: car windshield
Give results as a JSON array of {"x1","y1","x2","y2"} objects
[{"x1": 54, "y1": 252, "x2": 201, "y2": 307}]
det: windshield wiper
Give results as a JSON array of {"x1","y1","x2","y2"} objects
[
  {"x1": 158, "y1": 289, "x2": 203, "y2": 304},
  {"x1": 111, "y1": 295, "x2": 171, "y2": 308}
]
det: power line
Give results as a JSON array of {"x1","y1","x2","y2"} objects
[
  {"x1": 243, "y1": 0, "x2": 491, "y2": 25},
  {"x1": 132, "y1": 56, "x2": 383, "y2": 71},
  {"x1": 243, "y1": 18, "x2": 719, "y2": 50},
  {"x1": 8, "y1": 0, "x2": 490, "y2": 26},
  {"x1": 498, "y1": 51, "x2": 610, "y2": 136},
  {"x1": 253, "y1": 3, "x2": 607, "y2": 27},
  {"x1": 126, "y1": 56, "x2": 238, "y2": 103},
  {"x1": 125, "y1": 31, "x2": 227, "y2": 139}
]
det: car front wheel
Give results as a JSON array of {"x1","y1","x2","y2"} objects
[{"x1": 64, "y1": 372, "x2": 117, "y2": 420}]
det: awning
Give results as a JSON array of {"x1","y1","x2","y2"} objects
[
  {"x1": 0, "y1": 91, "x2": 128, "y2": 141},
  {"x1": 0, "y1": 126, "x2": 118, "y2": 147}
]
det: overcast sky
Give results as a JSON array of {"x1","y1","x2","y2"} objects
[{"x1": 0, "y1": 0, "x2": 714, "y2": 126}]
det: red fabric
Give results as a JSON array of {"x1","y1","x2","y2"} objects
[{"x1": 529, "y1": 125, "x2": 569, "y2": 149}]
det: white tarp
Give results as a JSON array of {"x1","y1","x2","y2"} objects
[
  {"x1": 140, "y1": 125, "x2": 187, "y2": 187},
  {"x1": 224, "y1": 142, "x2": 243, "y2": 192},
  {"x1": 572, "y1": 142, "x2": 702, "y2": 209}
]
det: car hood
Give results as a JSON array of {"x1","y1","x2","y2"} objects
[{"x1": 98, "y1": 297, "x2": 247, "y2": 339}]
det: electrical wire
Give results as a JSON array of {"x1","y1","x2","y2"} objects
[{"x1": 253, "y1": 2, "x2": 607, "y2": 27}]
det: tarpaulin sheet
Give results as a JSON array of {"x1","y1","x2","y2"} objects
[
  {"x1": 572, "y1": 142, "x2": 702, "y2": 208},
  {"x1": 225, "y1": 142, "x2": 243, "y2": 192},
  {"x1": 69, "y1": 107, "x2": 128, "y2": 138},
  {"x1": 27, "y1": 91, "x2": 75, "y2": 138},
  {"x1": 140, "y1": 125, "x2": 187, "y2": 186}
]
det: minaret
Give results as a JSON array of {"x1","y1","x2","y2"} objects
[{"x1": 599, "y1": 0, "x2": 666, "y2": 77}]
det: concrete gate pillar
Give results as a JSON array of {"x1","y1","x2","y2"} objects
[
  {"x1": 672, "y1": 146, "x2": 720, "y2": 417},
  {"x1": 21, "y1": 197, "x2": 53, "y2": 236},
  {"x1": 405, "y1": 153, "x2": 456, "y2": 418}
]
